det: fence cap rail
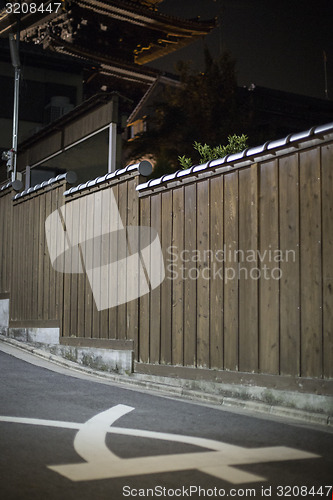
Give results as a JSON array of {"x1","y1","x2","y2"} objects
[
  {"x1": 13, "y1": 171, "x2": 77, "y2": 200},
  {"x1": 0, "y1": 181, "x2": 12, "y2": 193},
  {"x1": 63, "y1": 160, "x2": 152, "y2": 196},
  {"x1": 136, "y1": 122, "x2": 333, "y2": 192}
]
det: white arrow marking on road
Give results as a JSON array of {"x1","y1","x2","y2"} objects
[{"x1": 0, "y1": 405, "x2": 320, "y2": 483}]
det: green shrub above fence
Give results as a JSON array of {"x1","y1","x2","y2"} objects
[{"x1": 178, "y1": 134, "x2": 248, "y2": 169}]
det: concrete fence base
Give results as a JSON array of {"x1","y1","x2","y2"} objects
[
  {"x1": 0, "y1": 299, "x2": 9, "y2": 335},
  {"x1": 49, "y1": 344, "x2": 133, "y2": 375},
  {"x1": 8, "y1": 327, "x2": 60, "y2": 345},
  {"x1": 2, "y1": 324, "x2": 133, "y2": 375}
]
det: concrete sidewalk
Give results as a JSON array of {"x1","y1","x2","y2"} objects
[{"x1": 1, "y1": 334, "x2": 332, "y2": 429}]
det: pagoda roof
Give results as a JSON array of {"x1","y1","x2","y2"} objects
[
  {"x1": 0, "y1": 36, "x2": 90, "y2": 72},
  {"x1": 0, "y1": 0, "x2": 216, "y2": 64},
  {"x1": 73, "y1": 0, "x2": 216, "y2": 64},
  {"x1": 47, "y1": 35, "x2": 159, "y2": 86}
]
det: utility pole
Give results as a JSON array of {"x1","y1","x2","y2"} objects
[
  {"x1": 2, "y1": 31, "x2": 22, "y2": 190},
  {"x1": 9, "y1": 32, "x2": 21, "y2": 183}
]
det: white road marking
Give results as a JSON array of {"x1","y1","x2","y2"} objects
[
  {"x1": 0, "y1": 405, "x2": 320, "y2": 483},
  {"x1": 0, "y1": 416, "x2": 80, "y2": 430},
  {"x1": 72, "y1": 404, "x2": 133, "y2": 464}
]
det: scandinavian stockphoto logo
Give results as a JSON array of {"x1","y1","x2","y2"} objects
[{"x1": 45, "y1": 189, "x2": 165, "y2": 310}]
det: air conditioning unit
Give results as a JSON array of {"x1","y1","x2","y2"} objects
[{"x1": 44, "y1": 96, "x2": 74, "y2": 124}]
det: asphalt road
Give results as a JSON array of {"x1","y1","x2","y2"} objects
[{"x1": 0, "y1": 344, "x2": 332, "y2": 500}]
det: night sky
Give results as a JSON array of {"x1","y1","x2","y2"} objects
[{"x1": 149, "y1": 0, "x2": 333, "y2": 100}]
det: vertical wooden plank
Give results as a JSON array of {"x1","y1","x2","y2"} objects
[
  {"x1": 299, "y1": 148, "x2": 322, "y2": 377},
  {"x1": 196, "y1": 180, "x2": 210, "y2": 368},
  {"x1": 8, "y1": 193, "x2": 13, "y2": 294},
  {"x1": 30, "y1": 197, "x2": 36, "y2": 319},
  {"x1": 55, "y1": 185, "x2": 65, "y2": 335},
  {"x1": 29, "y1": 197, "x2": 35, "y2": 319},
  {"x1": 160, "y1": 189, "x2": 173, "y2": 364},
  {"x1": 12, "y1": 202, "x2": 21, "y2": 320},
  {"x1": 53, "y1": 186, "x2": 60, "y2": 322},
  {"x1": 4, "y1": 193, "x2": 10, "y2": 292},
  {"x1": 23, "y1": 198, "x2": 31, "y2": 321},
  {"x1": 0, "y1": 195, "x2": 5, "y2": 292},
  {"x1": 31, "y1": 196, "x2": 40, "y2": 319},
  {"x1": 6, "y1": 193, "x2": 12, "y2": 294},
  {"x1": 61, "y1": 198, "x2": 73, "y2": 336},
  {"x1": 75, "y1": 195, "x2": 87, "y2": 338},
  {"x1": 43, "y1": 191, "x2": 52, "y2": 320},
  {"x1": 45, "y1": 192, "x2": 53, "y2": 321},
  {"x1": 0, "y1": 194, "x2": 5, "y2": 292},
  {"x1": 14, "y1": 202, "x2": 22, "y2": 320},
  {"x1": 126, "y1": 178, "x2": 139, "y2": 348},
  {"x1": 108, "y1": 185, "x2": 118, "y2": 339},
  {"x1": 209, "y1": 175, "x2": 224, "y2": 369},
  {"x1": 53, "y1": 183, "x2": 65, "y2": 322},
  {"x1": 0, "y1": 191, "x2": 11, "y2": 294},
  {"x1": 183, "y1": 183, "x2": 197, "y2": 366},
  {"x1": 8, "y1": 194, "x2": 13, "y2": 294},
  {"x1": 279, "y1": 154, "x2": 300, "y2": 376},
  {"x1": 259, "y1": 160, "x2": 280, "y2": 375},
  {"x1": 16, "y1": 201, "x2": 23, "y2": 320},
  {"x1": 20, "y1": 200, "x2": 26, "y2": 319},
  {"x1": 149, "y1": 192, "x2": 161, "y2": 364},
  {"x1": 322, "y1": 143, "x2": 333, "y2": 379},
  {"x1": 10, "y1": 202, "x2": 18, "y2": 320},
  {"x1": 2, "y1": 193, "x2": 7, "y2": 291},
  {"x1": 8, "y1": 194, "x2": 13, "y2": 295},
  {"x1": 139, "y1": 195, "x2": 150, "y2": 362},
  {"x1": 84, "y1": 192, "x2": 95, "y2": 338},
  {"x1": 48, "y1": 188, "x2": 58, "y2": 320},
  {"x1": 126, "y1": 178, "x2": 139, "y2": 354},
  {"x1": 223, "y1": 172, "x2": 239, "y2": 371},
  {"x1": 24, "y1": 198, "x2": 30, "y2": 320},
  {"x1": 117, "y1": 180, "x2": 128, "y2": 340},
  {"x1": 70, "y1": 197, "x2": 81, "y2": 336},
  {"x1": 4, "y1": 195, "x2": 8, "y2": 291},
  {"x1": 92, "y1": 189, "x2": 102, "y2": 338},
  {"x1": 5, "y1": 194, "x2": 10, "y2": 292},
  {"x1": 171, "y1": 186, "x2": 184, "y2": 366},
  {"x1": 0, "y1": 195, "x2": 5, "y2": 291},
  {"x1": 7, "y1": 193, "x2": 12, "y2": 294},
  {"x1": 238, "y1": 164, "x2": 259, "y2": 373},
  {"x1": 17, "y1": 201, "x2": 25, "y2": 319},
  {"x1": 99, "y1": 188, "x2": 110, "y2": 339},
  {"x1": 37, "y1": 194, "x2": 45, "y2": 321}
]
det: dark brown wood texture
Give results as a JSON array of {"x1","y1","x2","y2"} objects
[
  {"x1": 137, "y1": 142, "x2": 332, "y2": 378},
  {"x1": 0, "y1": 188, "x2": 13, "y2": 295},
  {"x1": 11, "y1": 182, "x2": 66, "y2": 323},
  {"x1": 2, "y1": 137, "x2": 332, "y2": 380},
  {"x1": 8, "y1": 174, "x2": 141, "y2": 343},
  {"x1": 60, "y1": 175, "x2": 141, "y2": 343}
]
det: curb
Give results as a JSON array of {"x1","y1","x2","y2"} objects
[{"x1": 0, "y1": 335, "x2": 332, "y2": 429}]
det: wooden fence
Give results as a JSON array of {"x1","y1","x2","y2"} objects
[
  {"x1": 59, "y1": 172, "x2": 141, "y2": 356},
  {"x1": 137, "y1": 144, "x2": 333, "y2": 380},
  {"x1": 0, "y1": 127, "x2": 332, "y2": 383}
]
